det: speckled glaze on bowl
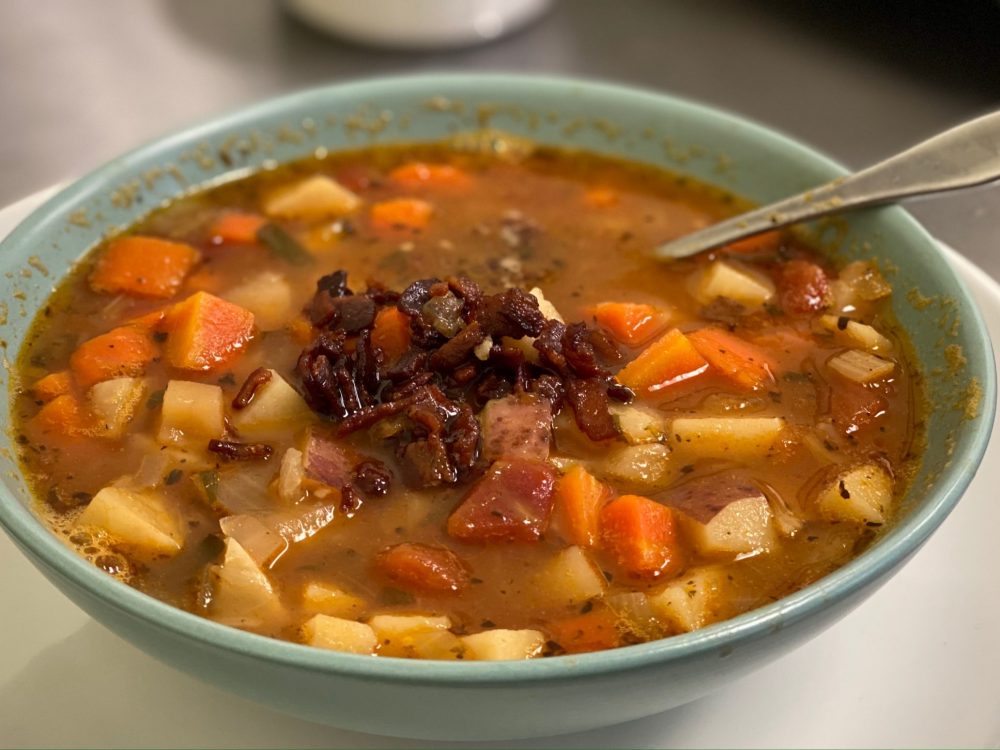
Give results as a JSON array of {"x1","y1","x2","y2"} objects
[{"x1": 0, "y1": 75, "x2": 993, "y2": 740}]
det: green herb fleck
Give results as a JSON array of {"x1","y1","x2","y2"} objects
[
  {"x1": 257, "y1": 223, "x2": 313, "y2": 266},
  {"x1": 164, "y1": 469, "x2": 183, "y2": 486},
  {"x1": 193, "y1": 470, "x2": 219, "y2": 504},
  {"x1": 380, "y1": 587, "x2": 416, "y2": 606}
]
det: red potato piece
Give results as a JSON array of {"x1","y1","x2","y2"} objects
[
  {"x1": 662, "y1": 472, "x2": 767, "y2": 524},
  {"x1": 778, "y1": 260, "x2": 831, "y2": 315},
  {"x1": 447, "y1": 459, "x2": 558, "y2": 543},
  {"x1": 376, "y1": 543, "x2": 470, "y2": 593},
  {"x1": 479, "y1": 393, "x2": 553, "y2": 463},
  {"x1": 303, "y1": 430, "x2": 355, "y2": 487}
]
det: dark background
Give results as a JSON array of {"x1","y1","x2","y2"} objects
[{"x1": 2, "y1": 0, "x2": 999, "y2": 273}]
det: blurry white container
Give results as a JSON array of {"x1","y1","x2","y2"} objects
[{"x1": 285, "y1": 0, "x2": 553, "y2": 49}]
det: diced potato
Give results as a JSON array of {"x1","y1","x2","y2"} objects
[
  {"x1": 600, "y1": 443, "x2": 675, "y2": 491},
  {"x1": 158, "y1": 380, "x2": 224, "y2": 445},
  {"x1": 302, "y1": 614, "x2": 377, "y2": 655},
  {"x1": 817, "y1": 315, "x2": 893, "y2": 354},
  {"x1": 88, "y1": 377, "x2": 146, "y2": 438},
  {"x1": 536, "y1": 545, "x2": 607, "y2": 606},
  {"x1": 671, "y1": 417, "x2": 785, "y2": 461},
  {"x1": 648, "y1": 565, "x2": 733, "y2": 632},
  {"x1": 223, "y1": 272, "x2": 294, "y2": 331},
  {"x1": 209, "y1": 537, "x2": 287, "y2": 628},
  {"x1": 230, "y1": 371, "x2": 313, "y2": 441},
  {"x1": 76, "y1": 486, "x2": 184, "y2": 557},
  {"x1": 473, "y1": 336, "x2": 494, "y2": 361},
  {"x1": 461, "y1": 629, "x2": 546, "y2": 660},
  {"x1": 406, "y1": 629, "x2": 465, "y2": 660},
  {"x1": 827, "y1": 350, "x2": 895, "y2": 384},
  {"x1": 502, "y1": 334, "x2": 540, "y2": 364},
  {"x1": 263, "y1": 175, "x2": 360, "y2": 220},
  {"x1": 368, "y1": 614, "x2": 451, "y2": 657},
  {"x1": 696, "y1": 260, "x2": 775, "y2": 307},
  {"x1": 302, "y1": 582, "x2": 368, "y2": 620},
  {"x1": 816, "y1": 463, "x2": 893, "y2": 525},
  {"x1": 529, "y1": 287, "x2": 564, "y2": 322},
  {"x1": 679, "y1": 495, "x2": 777, "y2": 556},
  {"x1": 610, "y1": 402, "x2": 669, "y2": 445}
]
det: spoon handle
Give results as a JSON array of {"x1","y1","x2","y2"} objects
[{"x1": 655, "y1": 109, "x2": 1000, "y2": 260}]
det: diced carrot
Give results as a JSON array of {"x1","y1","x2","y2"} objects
[
  {"x1": 208, "y1": 212, "x2": 267, "y2": 246},
  {"x1": 552, "y1": 465, "x2": 612, "y2": 548},
  {"x1": 582, "y1": 187, "x2": 619, "y2": 208},
  {"x1": 32, "y1": 371, "x2": 73, "y2": 403},
  {"x1": 89, "y1": 236, "x2": 200, "y2": 299},
  {"x1": 376, "y1": 542, "x2": 470, "y2": 593},
  {"x1": 777, "y1": 259, "x2": 831, "y2": 315},
  {"x1": 589, "y1": 302, "x2": 669, "y2": 346},
  {"x1": 126, "y1": 309, "x2": 168, "y2": 331},
  {"x1": 615, "y1": 328, "x2": 709, "y2": 395},
  {"x1": 831, "y1": 382, "x2": 887, "y2": 436},
  {"x1": 370, "y1": 199, "x2": 433, "y2": 233},
  {"x1": 601, "y1": 495, "x2": 683, "y2": 579},
  {"x1": 688, "y1": 327, "x2": 776, "y2": 390},
  {"x1": 162, "y1": 291, "x2": 255, "y2": 371},
  {"x1": 285, "y1": 315, "x2": 314, "y2": 346},
  {"x1": 548, "y1": 608, "x2": 621, "y2": 654},
  {"x1": 750, "y1": 326, "x2": 816, "y2": 372},
  {"x1": 388, "y1": 162, "x2": 472, "y2": 190},
  {"x1": 721, "y1": 229, "x2": 782, "y2": 255},
  {"x1": 371, "y1": 307, "x2": 412, "y2": 364},
  {"x1": 69, "y1": 326, "x2": 158, "y2": 389},
  {"x1": 33, "y1": 394, "x2": 93, "y2": 436}
]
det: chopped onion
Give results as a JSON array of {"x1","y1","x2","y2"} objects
[
  {"x1": 840, "y1": 261, "x2": 892, "y2": 301},
  {"x1": 422, "y1": 294, "x2": 465, "y2": 338},
  {"x1": 215, "y1": 463, "x2": 275, "y2": 514},
  {"x1": 219, "y1": 515, "x2": 287, "y2": 567},
  {"x1": 604, "y1": 592, "x2": 664, "y2": 640},
  {"x1": 817, "y1": 315, "x2": 893, "y2": 354},
  {"x1": 277, "y1": 447, "x2": 305, "y2": 504},
  {"x1": 827, "y1": 349, "x2": 895, "y2": 383},
  {"x1": 267, "y1": 503, "x2": 338, "y2": 544},
  {"x1": 130, "y1": 451, "x2": 172, "y2": 488}
]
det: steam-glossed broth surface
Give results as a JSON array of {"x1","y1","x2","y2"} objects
[{"x1": 14, "y1": 141, "x2": 920, "y2": 660}]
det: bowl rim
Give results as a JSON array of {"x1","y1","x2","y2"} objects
[{"x1": 0, "y1": 72, "x2": 995, "y2": 684}]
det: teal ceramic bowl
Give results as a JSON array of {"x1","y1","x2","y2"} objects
[{"x1": 0, "y1": 75, "x2": 994, "y2": 740}]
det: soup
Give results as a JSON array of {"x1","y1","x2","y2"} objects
[{"x1": 13, "y1": 140, "x2": 919, "y2": 660}]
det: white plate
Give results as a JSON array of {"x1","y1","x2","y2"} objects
[{"x1": 0, "y1": 188, "x2": 997, "y2": 750}]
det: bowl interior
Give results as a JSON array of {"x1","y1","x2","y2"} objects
[{"x1": 0, "y1": 74, "x2": 993, "y2": 680}]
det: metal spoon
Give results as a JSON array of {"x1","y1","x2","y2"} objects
[{"x1": 655, "y1": 109, "x2": 1000, "y2": 260}]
